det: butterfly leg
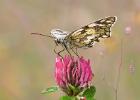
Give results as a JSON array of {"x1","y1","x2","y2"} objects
[
  {"x1": 57, "y1": 48, "x2": 65, "y2": 58},
  {"x1": 71, "y1": 47, "x2": 79, "y2": 57},
  {"x1": 54, "y1": 44, "x2": 58, "y2": 54},
  {"x1": 64, "y1": 45, "x2": 72, "y2": 56},
  {"x1": 75, "y1": 48, "x2": 78, "y2": 55},
  {"x1": 53, "y1": 45, "x2": 65, "y2": 58},
  {"x1": 66, "y1": 48, "x2": 72, "y2": 56},
  {"x1": 54, "y1": 48, "x2": 64, "y2": 58},
  {"x1": 54, "y1": 41, "x2": 59, "y2": 54}
]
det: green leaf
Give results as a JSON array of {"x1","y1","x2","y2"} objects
[
  {"x1": 41, "y1": 86, "x2": 59, "y2": 94},
  {"x1": 60, "y1": 96, "x2": 77, "y2": 100},
  {"x1": 82, "y1": 86, "x2": 96, "y2": 100}
]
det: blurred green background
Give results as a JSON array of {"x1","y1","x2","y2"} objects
[{"x1": 0, "y1": 0, "x2": 140, "y2": 100}]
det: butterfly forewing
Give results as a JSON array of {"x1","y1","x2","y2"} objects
[{"x1": 66, "y1": 16, "x2": 117, "y2": 48}]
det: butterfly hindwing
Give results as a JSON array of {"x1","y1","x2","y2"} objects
[{"x1": 66, "y1": 16, "x2": 117, "y2": 48}]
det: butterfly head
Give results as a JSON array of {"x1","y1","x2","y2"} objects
[{"x1": 51, "y1": 29, "x2": 68, "y2": 43}]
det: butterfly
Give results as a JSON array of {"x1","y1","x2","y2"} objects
[{"x1": 31, "y1": 16, "x2": 117, "y2": 57}]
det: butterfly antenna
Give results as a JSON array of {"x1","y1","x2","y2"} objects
[{"x1": 31, "y1": 33, "x2": 54, "y2": 38}]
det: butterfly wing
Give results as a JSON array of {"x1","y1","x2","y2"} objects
[{"x1": 66, "y1": 16, "x2": 117, "y2": 48}]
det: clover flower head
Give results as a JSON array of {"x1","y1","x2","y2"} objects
[{"x1": 55, "y1": 55, "x2": 93, "y2": 96}]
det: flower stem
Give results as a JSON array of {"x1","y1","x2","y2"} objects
[{"x1": 115, "y1": 37, "x2": 123, "y2": 100}]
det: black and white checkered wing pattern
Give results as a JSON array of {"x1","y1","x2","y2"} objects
[{"x1": 66, "y1": 16, "x2": 117, "y2": 48}]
